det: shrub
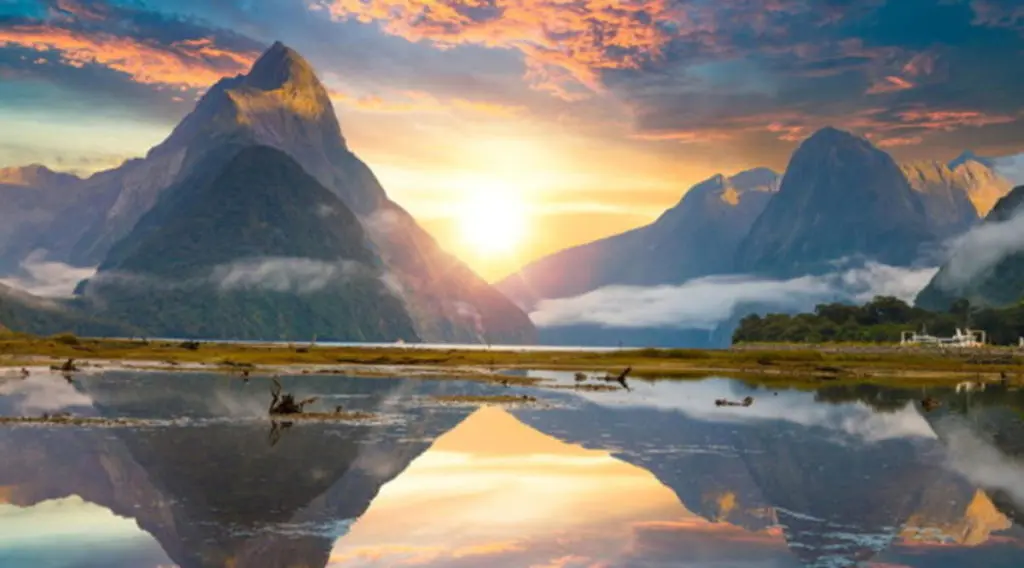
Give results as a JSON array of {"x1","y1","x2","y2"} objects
[{"x1": 51, "y1": 333, "x2": 80, "y2": 346}]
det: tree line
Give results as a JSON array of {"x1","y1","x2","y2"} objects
[{"x1": 732, "y1": 296, "x2": 1024, "y2": 345}]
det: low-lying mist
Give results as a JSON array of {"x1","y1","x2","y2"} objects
[
  {"x1": 529, "y1": 262, "x2": 938, "y2": 330},
  {"x1": 929, "y1": 203, "x2": 1024, "y2": 292},
  {"x1": 0, "y1": 251, "x2": 96, "y2": 298}
]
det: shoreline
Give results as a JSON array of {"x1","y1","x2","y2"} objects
[{"x1": 3, "y1": 336, "x2": 1024, "y2": 388}]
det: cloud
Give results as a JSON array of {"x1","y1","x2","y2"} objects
[
  {"x1": 314, "y1": 0, "x2": 679, "y2": 99},
  {"x1": 529, "y1": 261, "x2": 938, "y2": 330},
  {"x1": 928, "y1": 206, "x2": 1024, "y2": 292},
  {"x1": 970, "y1": 0, "x2": 1024, "y2": 30},
  {"x1": 0, "y1": 24, "x2": 258, "y2": 89},
  {"x1": 50, "y1": 0, "x2": 110, "y2": 22},
  {"x1": 555, "y1": 376, "x2": 938, "y2": 442},
  {"x1": 210, "y1": 257, "x2": 372, "y2": 293},
  {"x1": 935, "y1": 415, "x2": 1024, "y2": 509},
  {"x1": 875, "y1": 135, "x2": 923, "y2": 148},
  {"x1": 992, "y1": 152, "x2": 1024, "y2": 185},
  {"x1": 0, "y1": 372, "x2": 94, "y2": 414},
  {"x1": 0, "y1": 250, "x2": 96, "y2": 298},
  {"x1": 866, "y1": 76, "x2": 915, "y2": 95}
]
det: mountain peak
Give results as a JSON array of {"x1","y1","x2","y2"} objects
[
  {"x1": 728, "y1": 167, "x2": 779, "y2": 192},
  {"x1": 736, "y1": 123, "x2": 933, "y2": 275},
  {"x1": 950, "y1": 150, "x2": 994, "y2": 170},
  {"x1": 804, "y1": 125, "x2": 862, "y2": 146},
  {"x1": 245, "y1": 41, "x2": 319, "y2": 92},
  {"x1": 0, "y1": 164, "x2": 79, "y2": 187}
]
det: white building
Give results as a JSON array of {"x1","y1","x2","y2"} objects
[{"x1": 900, "y1": 328, "x2": 985, "y2": 347}]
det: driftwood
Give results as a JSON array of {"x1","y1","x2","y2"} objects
[
  {"x1": 603, "y1": 366, "x2": 632, "y2": 391},
  {"x1": 50, "y1": 358, "x2": 78, "y2": 373},
  {"x1": 269, "y1": 377, "x2": 319, "y2": 415},
  {"x1": 715, "y1": 396, "x2": 754, "y2": 407},
  {"x1": 921, "y1": 397, "x2": 942, "y2": 412}
]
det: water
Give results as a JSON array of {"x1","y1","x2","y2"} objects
[
  {"x1": 0, "y1": 370, "x2": 1022, "y2": 567},
  {"x1": 105, "y1": 338, "x2": 630, "y2": 352}
]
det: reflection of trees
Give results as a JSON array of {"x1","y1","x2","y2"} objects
[{"x1": 813, "y1": 384, "x2": 916, "y2": 413}]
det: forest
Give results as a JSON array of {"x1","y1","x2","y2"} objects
[{"x1": 732, "y1": 296, "x2": 1024, "y2": 345}]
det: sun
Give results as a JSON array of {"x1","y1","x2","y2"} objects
[{"x1": 457, "y1": 190, "x2": 528, "y2": 256}]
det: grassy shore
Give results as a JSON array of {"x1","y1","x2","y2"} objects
[{"x1": 3, "y1": 333, "x2": 1024, "y2": 387}]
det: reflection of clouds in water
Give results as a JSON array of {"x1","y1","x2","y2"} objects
[
  {"x1": 0, "y1": 496, "x2": 172, "y2": 568},
  {"x1": 527, "y1": 373, "x2": 935, "y2": 442},
  {"x1": 937, "y1": 417, "x2": 1024, "y2": 509},
  {"x1": 0, "y1": 373, "x2": 93, "y2": 414}
]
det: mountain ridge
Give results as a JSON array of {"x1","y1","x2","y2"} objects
[
  {"x1": 0, "y1": 41, "x2": 535, "y2": 344},
  {"x1": 915, "y1": 184, "x2": 1024, "y2": 311},
  {"x1": 497, "y1": 167, "x2": 779, "y2": 310},
  {"x1": 735, "y1": 126, "x2": 936, "y2": 277},
  {"x1": 75, "y1": 144, "x2": 419, "y2": 341}
]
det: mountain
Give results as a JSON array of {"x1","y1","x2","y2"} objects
[
  {"x1": 0, "y1": 281, "x2": 132, "y2": 337},
  {"x1": 497, "y1": 168, "x2": 779, "y2": 310},
  {"x1": 950, "y1": 150, "x2": 996, "y2": 170},
  {"x1": 950, "y1": 150, "x2": 1024, "y2": 196},
  {"x1": 736, "y1": 127, "x2": 935, "y2": 276},
  {"x1": 900, "y1": 157, "x2": 1014, "y2": 231},
  {"x1": 0, "y1": 41, "x2": 534, "y2": 343},
  {"x1": 900, "y1": 160, "x2": 980, "y2": 237},
  {"x1": 75, "y1": 145, "x2": 418, "y2": 341},
  {"x1": 0, "y1": 164, "x2": 79, "y2": 188},
  {"x1": 915, "y1": 185, "x2": 1024, "y2": 311},
  {"x1": 0, "y1": 165, "x2": 82, "y2": 272},
  {"x1": 0, "y1": 375, "x2": 474, "y2": 568},
  {"x1": 951, "y1": 159, "x2": 1013, "y2": 216}
]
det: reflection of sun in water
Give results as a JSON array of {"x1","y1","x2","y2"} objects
[{"x1": 458, "y1": 190, "x2": 527, "y2": 256}]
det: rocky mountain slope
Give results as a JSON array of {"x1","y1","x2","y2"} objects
[
  {"x1": 497, "y1": 168, "x2": 778, "y2": 310},
  {"x1": 75, "y1": 145, "x2": 418, "y2": 341},
  {"x1": 736, "y1": 127, "x2": 936, "y2": 276},
  {"x1": 900, "y1": 160, "x2": 980, "y2": 237},
  {"x1": 915, "y1": 185, "x2": 1024, "y2": 311},
  {"x1": 0, "y1": 281, "x2": 132, "y2": 337},
  {"x1": 0, "y1": 165, "x2": 82, "y2": 272},
  {"x1": 0, "y1": 42, "x2": 534, "y2": 343}
]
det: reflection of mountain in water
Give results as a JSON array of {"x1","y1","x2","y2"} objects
[
  {"x1": 513, "y1": 387, "x2": 1015, "y2": 567},
  {"x1": 921, "y1": 386, "x2": 1024, "y2": 524},
  {"x1": 0, "y1": 374, "x2": 475, "y2": 568}
]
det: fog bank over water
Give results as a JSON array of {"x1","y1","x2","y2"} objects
[{"x1": 530, "y1": 262, "x2": 938, "y2": 330}]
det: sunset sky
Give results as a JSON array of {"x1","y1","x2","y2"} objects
[{"x1": 3, "y1": 0, "x2": 1024, "y2": 279}]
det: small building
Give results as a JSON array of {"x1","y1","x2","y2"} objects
[{"x1": 900, "y1": 328, "x2": 985, "y2": 347}]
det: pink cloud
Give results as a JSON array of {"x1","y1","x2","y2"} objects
[
  {"x1": 875, "y1": 135, "x2": 923, "y2": 147},
  {"x1": 867, "y1": 75, "x2": 915, "y2": 95},
  {"x1": 314, "y1": 0, "x2": 683, "y2": 99}
]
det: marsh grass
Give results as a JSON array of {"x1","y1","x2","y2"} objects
[
  {"x1": 431, "y1": 394, "x2": 539, "y2": 405},
  {"x1": 1, "y1": 336, "x2": 1021, "y2": 386}
]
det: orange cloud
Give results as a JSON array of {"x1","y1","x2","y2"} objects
[
  {"x1": 894, "y1": 108, "x2": 1019, "y2": 131},
  {"x1": 315, "y1": 0, "x2": 678, "y2": 99},
  {"x1": 875, "y1": 135, "x2": 923, "y2": 147},
  {"x1": 0, "y1": 25, "x2": 258, "y2": 89}
]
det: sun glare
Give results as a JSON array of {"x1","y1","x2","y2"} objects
[{"x1": 457, "y1": 190, "x2": 528, "y2": 256}]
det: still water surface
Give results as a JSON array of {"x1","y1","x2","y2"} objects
[{"x1": 0, "y1": 370, "x2": 1022, "y2": 567}]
